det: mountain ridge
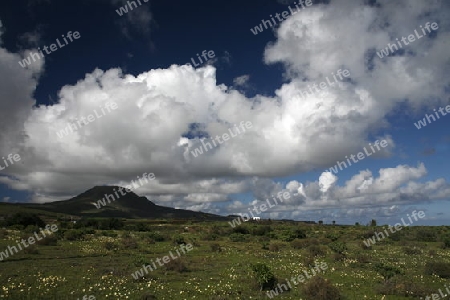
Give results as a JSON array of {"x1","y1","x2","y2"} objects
[{"x1": 0, "y1": 186, "x2": 229, "y2": 221}]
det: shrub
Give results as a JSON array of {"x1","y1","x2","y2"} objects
[
  {"x1": 99, "y1": 218, "x2": 124, "y2": 230},
  {"x1": 210, "y1": 225, "x2": 226, "y2": 236},
  {"x1": 362, "y1": 230, "x2": 375, "y2": 239},
  {"x1": 6, "y1": 213, "x2": 45, "y2": 228},
  {"x1": 307, "y1": 245, "x2": 326, "y2": 257},
  {"x1": 402, "y1": 246, "x2": 422, "y2": 255},
  {"x1": 251, "y1": 263, "x2": 276, "y2": 291},
  {"x1": 424, "y1": 262, "x2": 450, "y2": 278},
  {"x1": 415, "y1": 229, "x2": 437, "y2": 242},
  {"x1": 210, "y1": 243, "x2": 222, "y2": 252},
  {"x1": 376, "y1": 277, "x2": 433, "y2": 298},
  {"x1": 201, "y1": 233, "x2": 219, "y2": 241},
  {"x1": 122, "y1": 237, "x2": 138, "y2": 249},
  {"x1": 74, "y1": 218, "x2": 99, "y2": 229},
  {"x1": 355, "y1": 253, "x2": 371, "y2": 264},
  {"x1": 360, "y1": 241, "x2": 371, "y2": 250},
  {"x1": 252, "y1": 225, "x2": 271, "y2": 236},
  {"x1": 24, "y1": 225, "x2": 39, "y2": 234},
  {"x1": 442, "y1": 238, "x2": 450, "y2": 249},
  {"x1": 329, "y1": 242, "x2": 347, "y2": 254},
  {"x1": 172, "y1": 235, "x2": 186, "y2": 245},
  {"x1": 229, "y1": 233, "x2": 248, "y2": 242},
  {"x1": 141, "y1": 294, "x2": 157, "y2": 300},
  {"x1": 291, "y1": 238, "x2": 305, "y2": 249},
  {"x1": 232, "y1": 226, "x2": 250, "y2": 235},
  {"x1": 373, "y1": 263, "x2": 404, "y2": 281},
  {"x1": 133, "y1": 254, "x2": 151, "y2": 267},
  {"x1": 332, "y1": 253, "x2": 346, "y2": 262},
  {"x1": 268, "y1": 242, "x2": 283, "y2": 252},
  {"x1": 325, "y1": 233, "x2": 339, "y2": 241},
  {"x1": 165, "y1": 259, "x2": 188, "y2": 273},
  {"x1": 135, "y1": 222, "x2": 149, "y2": 232},
  {"x1": 428, "y1": 249, "x2": 437, "y2": 257},
  {"x1": 101, "y1": 231, "x2": 118, "y2": 237},
  {"x1": 280, "y1": 228, "x2": 307, "y2": 242},
  {"x1": 36, "y1": 235, "x2": 58, "y2": 246},
  {"x1": 303, "y1": 255, "x2": 316, "y2": 268},
  {"x1": 24, "y1": 245, "x2": 39, "y2": 254},
  {"x1": 190, "y1": 237, "x2": 200, "y2": 247},
  {"x1": 302, "y1": 276, "x2": 342, "y2": 300},
  {"x1": 293, "y1": 228, "x2": 307, "y2": 239},
  {"x1": 64, "y1": 229, "x2": 85, "y2": 241},
  {"x1": 148, "y1": 232, "x2": 164, "y2": 242},
  {"x1": 290, "y1": 238, "x2": 318, "y2": 249},
  {"x1": 104, "y1": 241, "x2": 118, "y2": 251},
  {"x1": 388, "y1": 231, "x2": 402, "y2": 241}
]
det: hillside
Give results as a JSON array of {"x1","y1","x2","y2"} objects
[{"x1": 0, "y1": 186, "x2": 229, "y2": 221}]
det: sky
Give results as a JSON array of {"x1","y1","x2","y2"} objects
[{"x1": 0, "y1": 0, "x2": 449, "y2": 226}]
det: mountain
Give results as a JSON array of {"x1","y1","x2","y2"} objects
[{"x1": 0, "y1": 186, "x2": 229, "y2": 220}]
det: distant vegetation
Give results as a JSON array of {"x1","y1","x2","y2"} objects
[{"x1": 1, "y1": 215, "x2": 450, "y2": 299}]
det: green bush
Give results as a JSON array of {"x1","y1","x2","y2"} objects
[
  {"x1": 361, "y1": 230, "x2": 375, "y2": 239},
  {"x1": 442, "y1": 238, "x2": 450, "y2": 249},
  {"x1": 388, "y1": 231, "x2": 402, "y2": 241},
  {"x1": 303, "y1": 255, "x2": 316, "y2": 268},
  {"x1": 101, "y1": 231, "x2": 118, "y2": 237},
  {"x1": 424, "y1": 262, "x2": 450, "y2": 278},
  {"x1": 202, "y1": 233, "x2": 219, "y2": 241},
  {"x1": 251, "y1": 263, "x2": 276, "y2": 291},
  {"x1": 210, "y1": 243, "x2": 222, "y2": 252},
  {"x1": 252, "y1": 225, "x2": 271, "y2": 236},
  {"x1": 135, "y1": 222, "x2": 149, "y2": 232},
  {"x1": 141, "y1": 294, "x2": 157, "y2": 300},
  {"x1": 402, "y1": 246, "x2": 422, "y2": 255},
  {"x1": 307, "y1": 245, "x2": 326, "y2": 257},
  {"x1": 415, "y1": 229, "x2": 437, "y2": 242},
  {"x1": 376, "y1": 277, "x2": 433, "y2": 298},
  {"x1": 104, "y1": 241, "x2": 119, "y2": 251},
  {"x1": 99, "y1": 218, "x2": 124, "y2": 230},
  {"x1": 24, "y1": 225, "x2": 40, "y2": 234},
  {"x1": 148, "y1": 232, "x2": 165, "y2": 242},
  {"x1": 173, "y1": 235, "x2": 186, "y2": 245},
  {"x1": 333, "y1": 253, "x2": 346, "y2": 262},
  {"x1": 293, "y1": 228, "x2": 307, "y2": 238},
  {"x1": 355, "y1": 253, "x2": 371, "y2": 264},
  {"x1": 280, "y1": 228, "x2": 307, "y2": 242},
  {"x1": 63, "y1": 229, "x2": 85, "y2": 241},
  {"x1": 121, "y1": 237, "x2": 138, "y2": 249},
  {"x1": 268, "y1": 242, "x2": 284, "y2": 252},
  {"x1": 373, "y1": 263, "x2": 404, "y2": 281},
  {"x1": 291, "y1": 238, "x2": 306, "y2": 249},
  {"x1": 36, "y1": 235, "x2": 58, "y2": 246},
  {"x1": 329, "y1": 242, "x2": 347, "y2": 254},
  {"x1": 325, "y1": 233, "x2": 339, "y2": 241},
  {"x1": 23, "y1": 245, "x2": 39, "y2": 254},
  {"x1": 229, "y1": 233, "x2": 248, "y2": 242},
  {"x1": 165, "y1": 258, "x2": 188, "y2": 273},
  {"x1": 232, "y1": 226, "x2": 250, "y2": 235},
  {"x1": 6, "y1": 213, "x2": 45, "y2": 229},
  {"x1": 302, "y1": 276, "x2": 342, "y2": 300},
  {"x1": 74, "y1": 218, "x2": 99, "y2": 229}
]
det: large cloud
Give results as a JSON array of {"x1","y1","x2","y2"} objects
[{"x1": 0, "y1": 0, "x2": 449, "y2": 221}]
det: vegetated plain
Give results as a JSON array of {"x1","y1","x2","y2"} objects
[{"x1": 1, "y1": 213, "x2": 450, "y2": 300}]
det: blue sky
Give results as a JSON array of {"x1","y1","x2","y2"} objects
[{"x1": 0, "y1": 0, "x2": 449, "y2": 225}]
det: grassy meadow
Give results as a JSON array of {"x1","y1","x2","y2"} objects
[{"x1": 1, "y1": 218, "x2": 450, "y2": 300}]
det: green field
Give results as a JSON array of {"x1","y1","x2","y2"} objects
[{"x1": 1, "y1": 219, "x2": 449, "y2": 300}]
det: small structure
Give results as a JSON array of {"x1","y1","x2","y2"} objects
[{"x1": 252, "y1": 217, "x2": 261, "y2": 221}]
